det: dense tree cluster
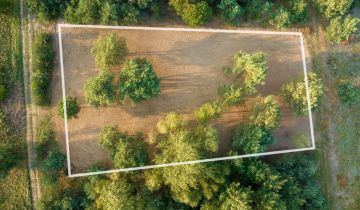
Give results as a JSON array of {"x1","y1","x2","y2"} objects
[
  {"x1": 118, "y1": 57, "x2": 160, "y2": 103},
  {"x1": 281, "y1": 72, "x2": 324, "y2": 115},
  {"x1": 31, "y1": 33, "x2": 53, "y2": 106}
]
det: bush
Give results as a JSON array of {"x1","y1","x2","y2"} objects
[
  {"x1": 281, "y1": 72, "x2": 324, "y2": 115},
  {"x1": 0, "y1": 143, "x2": 18, "y2": 177},
  {"x1": 169, "y1": 0, "x2": 213, "y2": 26},
  {"x1": 338, "y1": 82, "x2": 359, "y2": 105},
  {"x1": 27, "y1": 0, "x2": 68, "y2": 22},
  {"x1": 91, "y1": 33, "x2": 128, "y2": 70},
  {"x1": 217, "y1": 0, "x2": 243, "y2": 25},
  {"x1": 57, "y1": 96, "x2": 81, "y2": 119},
  {"x1": 195, "y1": 102, "x2": 222, "y2": 123},
  {"x1": 313, "y1": 0, "x2": 354, "y2": 19},
  {"x1": 0, "y1": 64, "x2": 11, "y2": 101},
  {"x1": 269, "y1": 7, "x2": 291, "y2": 29},
  {"x1": 84, "y1": 70, "x2": 115, "y2": 107},
  {"x1": 42, "y1": 151, "x2": 66, "y2": 173},
  {"x1": 118, "y1": 58, "x2": 160, "y2": 103},
  {"x1": 290, "y1": 0, "x2": 307, "y2": 22},
  {"x1": 325, "y1": 16, "x2": 360, "y2": 44},
  {"x1": 32, "y1": 33, "x2": 53, "y2": 106},
  {"x1": 36, "y1": 115, "x2": 54, "y2": 157}
]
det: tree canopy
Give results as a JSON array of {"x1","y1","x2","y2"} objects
[
  {"x1": 249, "y1": 96, "x2": 281, "y2": 130},
  {"x1": 57, "y1": 96, "x2": 81, "y2": 119},
  {"x1": 325, "y1": 15, "x2": 360, "y2": 44},
  {"x1": 313, "y1": 0, "x2": 354, "y2": 19},
  {"x1": 91, "y1": 33, "x2": 128, "y2": 70},
  {"x1": 84, "y1": 70, "x2": 115, "y2": 107},
  {"x1": 169, "y1": 0, "x2": 213, "y2": 26},
  {"x1": 281, "y1": 72, "x2": 324, "y2": 115},
  {"x1": 118, "y1": 58, "x2": 160, "y2": 103}
]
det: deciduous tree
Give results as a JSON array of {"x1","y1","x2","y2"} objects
[
  {"x1": 57, "y1": 96, "x2": 81, "y2": 119},
  {"x1": 84, "y1": 70, "x2": 115, "y2": 107},
  {"x1": 326, "y1": 15, "x2": 360, "y2": 44}
]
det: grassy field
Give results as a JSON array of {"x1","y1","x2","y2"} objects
[{"x1": 0, "y1": 0, "x2": 31, "y2": 209}]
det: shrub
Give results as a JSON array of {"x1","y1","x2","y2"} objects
[
  {"x1": 0, "y1": 64, "x2": 11, "y2": 101},
  {"x1": 169, "y1": 0, "x2": 213, "y2": 26},
  {"x1": 195, "y1": 102, "x2": 222, "y2": 123},
  {"x1": 269, "y1": 7, "x2": 291, "y2": 29},
  {"x1": 91, "y1": 33, "x2": 128, "y2": 70},
  {"x1": 338, "y1": 82, "x2": 359, "y2": 105},
  {"x1": 217, "y1": 0, "x2": 243, "y2": 25},
  {"x1": 42, "y1": 151, "x2": 66, "y2": 172},
  {"x1": 249, "y1": 96, "x2": 281, "y2": 130},
  {"x1": 0, "y1": 143, "x2": 17, "y2": 177},
  {"x1": 325, "y1": 16, "x2": 360, "y2": 44},
  {"x1": 36, "y1": 115, "x2": 54, "y2": 157},
  {"x1": 313, "y1": 0, "x2": 354, "y2": 19},
  {"x1": 32, "y1": 33, "x2": 53, "y2": 106},
  {"x1": 118, "y1": 58, "x2": 160, "y2": 103},
  {"x1": 27, "y1": 0, "x2": 68, "y2": 22},
  {"x1": 84, "y1": 70, "x2": 115, "y2": 107},
  {"x1": 57, "y1": 96, "x2": 81, "y2": 119},
  {"x1": 281, "y1": 72, "x2": 324, "y2": 115}
]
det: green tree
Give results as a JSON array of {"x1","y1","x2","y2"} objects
[
  {"x1": 224, "y1": 51, "x2": 268, "y2": 93},
  {"x1": 64, "y1": 0, "x2": 100, "y2": 24},
  {"x1": 0, "y1": 63, "x2": 12, "y2": 101},
  {"x1": 99, "y1": 126, "x2": 148, "y2": 168},
  {"x1": 145, "y1": 112, "x2": 229, "y2": 207},
  {"x1": 281, "y1": 72, "x2": 324, "y2": 115},
  {"x1": 57, "y1": 96, "x2": 81, "y2": 119},
  {"x1": 84, "y1": 70, "x2": 115, "y2": 107},
  {"x1": 99, "y1": 2, "x2": 118, "y2": 25},
  {"x1": 218, "y1": 84, "x2": 244, "y2": 106},
  {"x1": 195, "y1": 102, "x2": 222, "y2": 124},
  {"x1": 217, "y1": 0, "x2": 243, "y2": 25},
  {"x1": 27, "y1": 0, "x2": 68, "y2": 21},
  {"x1": 245, "y1": 0, "x2": 273, "y2": 20},
  {"x1": 92, "y1": 33, "x2": 128, "y2": 70},
  {"x1": 269, "y1": 7, "x2": 291, "y2": 29},
  {"x1": 36, "y1": 115, "x2": 54, "y2": 158},
  {"x1": 169, "y1": 0, "x2": 213, "y2": 26},
  {"x1": 218, "y1": 182, "x2": 253, "y2": 210},
  {"x1": 290, "y1": 0, "x2": 307, "y2": 22},
  {"x1": 325, "y1": 15, "x2": 360, "y2": 44},
  {"x1": 232, "y1": 124, "x2": 274, "y2": 154},
  {"x1": 118, "y1": 58, "x2": 160, "y2": 103},
  {"x1": 338, "y1": 82, "x2": 359, "y2": 105},
  {"x1": 249, "y1": 96, "x2": 281, "y2": 130},
  {"x1": 313, "y1": 0, "x2": 354, "y2": 18},
  {"x1": 0, "y1": 143, "x2": 17, "y2": 177},
  {"x1": 42, "y1": 151, "x2": 66, "y2": 173},
  {"x1": 32, "y1": 33, "x2": 53, "y2": 106}
]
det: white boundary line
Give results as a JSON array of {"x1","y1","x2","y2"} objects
[{"x1": 58, "y1": 24, "x2": 315, "y2": 177}]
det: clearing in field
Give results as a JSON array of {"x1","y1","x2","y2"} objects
[{"x1": 53, "y1": 24, "x2": 314, "y2": 176}]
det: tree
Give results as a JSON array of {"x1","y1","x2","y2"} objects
[
  {"x1": 36, "y1": 115, "x2": 54, "y2": 158},
  {"x1": 0, "y1": 60, "x2": 12, "y2": 101},
  {"x1": 338, "y1": 82, "x2": 359, "y2": 105},
  {"x1": 224, "y1": 51, "x2": 268, "y2": 93},
  {"x1": 42, "y1": 151, "x2": 66, "y2": 173},
  {"x1": 57, "y1": 96, "x2": 81, "y2": 119},
  {"x1": 84, "y1": 70, "x2": 115, "y2": 107},
  {"x1": 325, "y1": 16, "x2": 360, "y2": 44},
  {"x1": 217, "y1": 0, "x2": 243, "y2": 25},
  {"x1": 313, "y1": 0, "x2": 354, "y2": 19},
  {"x1": 281, "y1": 72, "x2": 324, "y2": 115},
  {"x1": 217, "y1": 182, "x2": 253, "y2": 210},
  {"x1": 118, "y1": 58, "x2": 160, "y2": 103},
  {"x1": 232, "y1": 124, "x2": 274, "y2": 154},
  {"x1": 27, "y1": 0, "x2": 68, "y2": 21},
  {"x1": 290, "y1": 0, "x2": 307, "y2": 22},
  {"x1": 245, "y1": 0, "x2": 273, "y2": 20},
  {"x1": 169, "y1": 0, "x2": 213, "y2": 26},
  {"x1": 64, "y1": 0, "x2": 101, "y2": 24},
  {"x1": 195, "y1": 102, "x2": 222, "y2": 124},
  {"x1": 218, "y1": 85, "x2": 244, "y2": 106},
  {"x1": 145, "y1": 112, "x2": 229, "y2": 207},
  {"x1": 0, "y1": 143, "x2": 17, "y2": 177},
  {"x1": 269, "y1": 7, "x2": 291, "y2": 29},
  {"x1": 92, "y1": 33, "x2": 128, "y2": 70},
  {"x1": 99, "y1": 2, "x2": 118, "y2": 25},
  {"x1": 99, "y1": 126, "x2": 149, "y2": 168},
  {"x1": 249, "y1": 96, "x2": 281, "y2": 130},
  {"x1": 32, "y1": 33, "x2": 53, "y2": 106}
]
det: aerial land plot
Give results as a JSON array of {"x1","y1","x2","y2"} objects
[{"x1": 52, "y1": 26, "x2": 312, "y2": 174}]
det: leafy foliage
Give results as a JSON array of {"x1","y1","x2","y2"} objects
[
  {"x1": 249, "y1": 96, "x2": 281, "y2": 130},
  {"x1": 84, "y1": 70, "x2": 115, "y2": 107},
  {"x1": 91, "y1": 33, "x2": 128, "y2": 70},
  {"x1": 325, "y1": 15, "x2": 360, "y2": 44},
  {"x1": 36, "y1": 115, "x2": 54, "y2": 158},
  {"x1": 290, "y1": 0, "x2": 307, "y2": 22},
  {"x1": 244, "y1": 0, "x2": 273, "y2": 20},
  {"x1": 169, "y1": 0, "x2": 213, "y2": 26},
  {"x1": 224, "y1": 51, "x2": 268, "y2": 93},
  {"x1": 338, "y1": 82, "x2": 360, "y2": 105},
  {"x1": 57, "y1": 96, "x2": 81, "y2": 119},
  {"x1": 313, "y1": 0, "x2": 354, "y2": 18},
  {"x1": 194, "y1": 102, "x2": 222, "y2": 124},
  {"x1": 42, "y1": 151, "x2": 66, "y2": 173},
  {"x1": 269, "y1": 7, "x2": 291, "y2": 29},
  {"x1": 99, "y1": 126, "x2": 149, "y2": 168},
  {"x1": 31, "y1": 33, "x2": 53, "y2": 106},
  {"x1": 27, "y1": 0, "x2": 68, "y2": 21},
  {"x1": 217, "y1": 0, "x2": 243, "y2": 25},
  {"x1": 281, "y1": 72, "x2": 324, "y2": 115},
  {"x1": 118, "y1": 58, "x2": 160, "y2": 103}
]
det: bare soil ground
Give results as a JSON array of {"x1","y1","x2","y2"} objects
[{"x1": 52, "y1": 27, "x2": 312, "y2": 173}]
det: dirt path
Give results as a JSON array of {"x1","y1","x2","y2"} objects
[{"x1": 20, "y1": 0, "x2": 41, "y2": 207}]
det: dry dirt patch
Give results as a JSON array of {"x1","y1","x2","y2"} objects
[{"x1": 52, "y1": 27, "x2": 312, "y2": 173}]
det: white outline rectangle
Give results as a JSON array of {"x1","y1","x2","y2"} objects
[{"x1": 57, "y1": 24, "x2": 315, "y2": 178}]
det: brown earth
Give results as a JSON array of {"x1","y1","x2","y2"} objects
[{"x1": 51, "y1": 27, "x2": 312, "y2": 173}]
